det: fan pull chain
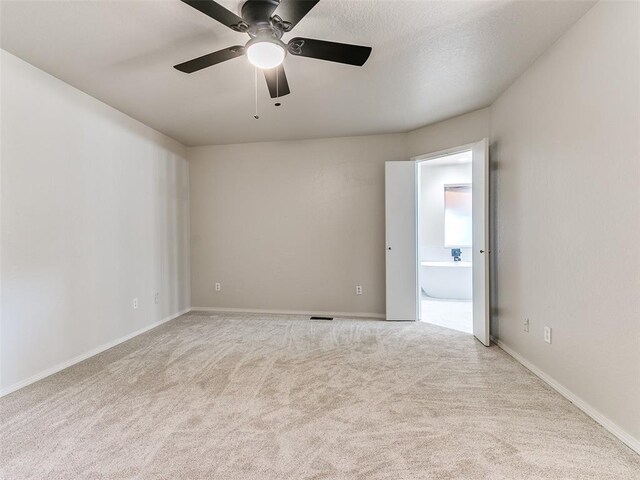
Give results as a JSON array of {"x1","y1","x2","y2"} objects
[
  {"x1": 274, "y1": 66, "x2": 282, "y2": 107},
  {"x1": 254, "y1": 66, "x2": 259, "y2": 119}
]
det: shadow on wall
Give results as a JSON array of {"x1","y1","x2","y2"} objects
[{"x1": 489, "y1": 140, "x2": 500, "y2": 339}]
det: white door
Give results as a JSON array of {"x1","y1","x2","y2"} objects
[
  {"x1": 385, "y1": 161, "x2": 418, "y2": 321},
  {"x1": 472, "y1": 138, "x2": 490, "y2": 345}
]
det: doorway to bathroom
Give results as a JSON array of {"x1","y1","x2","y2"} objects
[
  {"x1": 384, "y1": 138, "x2": 489, "y2": 345},
  {"x1": 418, "y1": 152, "x2": 473, "y2": 334}
]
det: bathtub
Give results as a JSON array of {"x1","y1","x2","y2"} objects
[{"x1": 420, "y1": 261, "x2": 472, "y2": 300}]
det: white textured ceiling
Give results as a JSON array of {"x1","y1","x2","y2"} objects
[{"x1": 1, "y1": 0, "x2": 594, "y2": 146}]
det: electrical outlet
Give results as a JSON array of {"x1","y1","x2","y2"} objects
[
  {"x1": 523, "y1": 318, "x2": 529, "y2": 332},
  {"x1": 544, "y1": 326, "x2": 552, "y2": 344},
  {"x1": 356, "y1": 285, "x2": 363, "y2": 295},
  {"x1": 215, "y1": 282, "x2": 221, "y2": 292},
  {"x1": 154, "y1": 292, "x2": 159, "y2": 304},
  {"x1": 132, "y1": 297, "x2": 139, "y2": 310}
]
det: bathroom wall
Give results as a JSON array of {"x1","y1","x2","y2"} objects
[{"x1": 419, "y1": 161, "x2": 473, "y2": 263}]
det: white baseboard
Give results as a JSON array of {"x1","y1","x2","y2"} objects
[
  {"x1": 493, "y1": 337, "x2": 640, "y2": 455},
  {"x1": 0, "y1": 307, "x2": 191, "y2": 397},
  {"x1": 191, "y1": 306, "x2": 386, "y2": 320}
]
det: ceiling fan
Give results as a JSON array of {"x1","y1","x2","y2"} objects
[{"x1": 174, "y1": 0, "x2": 372, "y2": 98}]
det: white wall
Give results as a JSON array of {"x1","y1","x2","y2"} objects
[
  {"x1": 1, "y1": 51, "x2": 190, "y2": 393},
  {"x1": 189, "y1": 135, "x2": 407, "y2": 317},
  {"x1": 491, "y1": 1, "x2": 640, "y2": 448}
]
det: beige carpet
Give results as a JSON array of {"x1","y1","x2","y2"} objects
[{"x1": 1, "y1": 312, "x2": 638, "y2": 480}]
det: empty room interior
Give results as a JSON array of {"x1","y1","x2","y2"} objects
[{"x1": 1, "y1": 0, "x2": 639, "y2": 478}]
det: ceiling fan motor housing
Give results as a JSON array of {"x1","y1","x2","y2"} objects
[
  {"x1": 245, "y1": 35, "x2": 286, "y2": 51},
  {"x1": 241, "y1": 0, "x2": 288, "y2": 36}
]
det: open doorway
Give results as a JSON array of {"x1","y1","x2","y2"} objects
[
  {"x1": 385, "y1": 138, "x2": 488, "y2": 345},
  {"x1": 418, "y1": 151, "x2": 473, "y2": 334}
]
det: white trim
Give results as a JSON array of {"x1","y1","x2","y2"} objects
[
  {"x1": 493, "y1": 337, "x2": 640, "y2": 455},
  {"x1": 411, "y1": 142, "x2": 476, "y2": 163},
  {"x1": 191, "y1": 306, "x2": 386, "y2": 320},
  {"x1": 0, "y1": 308, "x2": 191, "y2": 397}
]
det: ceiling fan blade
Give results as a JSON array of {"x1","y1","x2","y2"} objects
[
  {"x1": 180, "y1": 0, "x2": 248, "y2": 32},
  {"x1": 174, "y1": 46, "x2": 245, "y2": 73},
  {"x1": 263, "y1": 65, "x2": 291, "y2": 98},
  {"x1": 272, "y1": 0, "x2": 320, "y2": 30},
  {"x1": 287, "y1": 37, "x2": 371, "y2": 66}
]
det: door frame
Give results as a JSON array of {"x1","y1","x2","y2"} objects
[
  {"x1": 411, "y1": 141, "x2": 489, "y2": 343},
  {"x1": 411, "y1": 142, "x2": 478, "y2": 163}
]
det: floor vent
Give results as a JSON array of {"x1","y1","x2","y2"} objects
[{"x1": 310, "y1": 316, "x2": 333, "y2": 321}]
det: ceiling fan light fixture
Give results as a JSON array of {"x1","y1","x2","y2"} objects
[{"x1": 246, "y1": 40, "x2": 286, "y2": 69}]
